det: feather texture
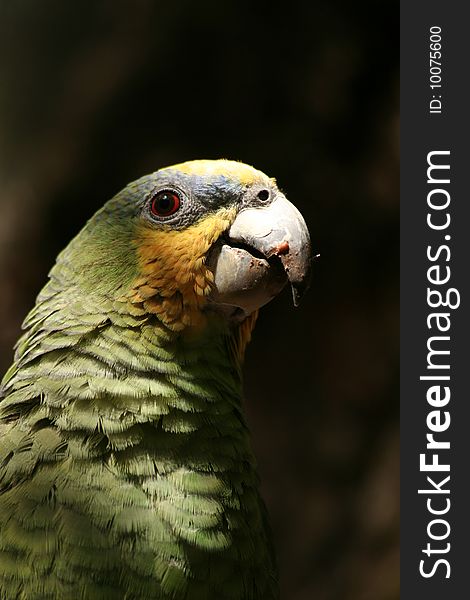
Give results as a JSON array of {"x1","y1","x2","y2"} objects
[
  {"x1": 0, "y1": 284, "x2": 278, "y2": 600},
  {"x1": 0, "y1": 162, "x2": 289, "y2": 599}
]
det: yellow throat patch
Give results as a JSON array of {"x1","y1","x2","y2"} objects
[{"x1": 128, "y1": 207, "x2": 237, "y2": 331}]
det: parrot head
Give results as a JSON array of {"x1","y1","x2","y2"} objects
[{"x1": 58, "y1": 159, "x2": 311, "y2": 334}]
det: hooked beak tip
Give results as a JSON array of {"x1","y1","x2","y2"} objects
[{"x1": 290, "y1": 264, "x2": 312, "y2": 307}]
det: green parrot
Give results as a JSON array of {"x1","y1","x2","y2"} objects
[{"x1": 0, "y1": 159, "x2": 311, "y2": 600}]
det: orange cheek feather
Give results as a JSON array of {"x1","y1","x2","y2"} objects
[{"x1": 127, "y1": 208, "x2": 236, "y2": 330}]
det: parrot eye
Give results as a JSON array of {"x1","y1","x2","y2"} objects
[
  {"x1": 150, "y1": 191, "x2": 181, "y2": 218},
  {"x1": 257, "y1": 189, "x2": 270, "y2": 202}
]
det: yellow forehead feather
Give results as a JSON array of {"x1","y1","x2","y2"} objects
[{"x1": 163, "y1": 159, "x2": 271, "y2": 187}]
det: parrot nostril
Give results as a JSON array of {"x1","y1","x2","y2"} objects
[{"x1": 257, "y1": 189, "x2": 270, "y2": 202}]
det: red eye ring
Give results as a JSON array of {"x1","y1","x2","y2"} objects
[{"x1": 150, "y1": 191, "x2": 181, "y2": 218}]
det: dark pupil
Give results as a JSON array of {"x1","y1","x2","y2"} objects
[
  {"x1": 257, "y1": 189, "x2": 269, "y2": 201},
  {"x1": 157, "y1": 194, "x2": 173, "y2": 213}
]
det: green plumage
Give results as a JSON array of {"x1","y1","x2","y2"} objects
[
  {"x1": 0, "y1": 283, "x2": 277, "y2": 599},
  {"x1": 0, "y1": 167, "x2": 280, "y2": 599}
]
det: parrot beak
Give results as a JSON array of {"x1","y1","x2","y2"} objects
[{"x1": 207, "y1": 195, "x2": 312, "y2": 317}]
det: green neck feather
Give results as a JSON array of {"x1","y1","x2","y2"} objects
[{"x1": 1, "y1": 276, "x2": 278, "y2": 599}]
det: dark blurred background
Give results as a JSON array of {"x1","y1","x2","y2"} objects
[{"x1": 0, "y1": 1, "x2": 399, "y2": 598}]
